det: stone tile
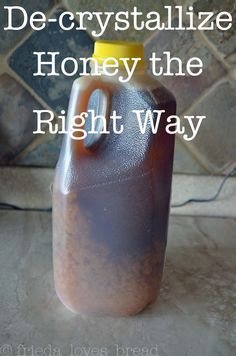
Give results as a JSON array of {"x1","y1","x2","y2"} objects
[
  {"x1": 182, "y1": 80, "x2": 236, "y2": 173},
  {"x1": 0, "y1": 212, "x2": 235, "y2": 355},
  {"x1": 0, "y1": 0, "x2": 54, "y2": 54},
  {"x1": 145, "y1": 18, "x2": 226, "y2": 114},
  {"x1": 171, "y1": 174, "x2": 236, "y2": 218},
  {"x1": 193, "y1": 0, "x2": 236, "y2": 58},
  {"x1": 13, "y1": 134, "x2": 62, "y2": 167},
  {"x1": 65, "y1": 0, "x2": 176, "y2": 42},
  {"x1": 173, "y1": 138, "x2": 207, "y2": 174},
  {"x1": 176, "y1": 0, "x2": 235, "y2": 11},
  {"x1": 193, "y1": 0, "x2": 235, "y2": 12},
  {"x1": 226, "y1": 52, "x2": 236, "y2": 66},
  {"x1": 0, "y1": 74, "x2": 43, "y2": 164},
  {"x1": 0, "y1": 167, "x2": 53, "y2": 209},
  {"x1": 8, "y1": 8, "x2": 94, "y2": 113},
  {"x1": 165, "y1": 215, "x2": 236, "y2": 349},
  {"x1": 174, "y1": 0, "x2": 194, "y2": 5}
]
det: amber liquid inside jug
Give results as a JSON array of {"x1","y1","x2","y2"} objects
[{"x1": 53, "y1": 68, "x2": 176, "y2": 316}]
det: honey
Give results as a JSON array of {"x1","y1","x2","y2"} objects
[{"x1": 52, "y1": 41, "x2": 176, "y2": 316}]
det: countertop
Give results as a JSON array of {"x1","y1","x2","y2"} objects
[{"x1": 0, "y1": 210, "x2": 235, "y2": 356}]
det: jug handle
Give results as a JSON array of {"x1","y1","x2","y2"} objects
[{"x1": 67, "y1": 76, "x2": 110, "y2": 156}]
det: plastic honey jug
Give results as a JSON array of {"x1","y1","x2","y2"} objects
[{"x1": 53, "y1": 41, "x2": 176, "y2": 316}]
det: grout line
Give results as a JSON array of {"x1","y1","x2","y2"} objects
[
  {"x1": 179, "y1": 72, "x2": 236, "y2": 117},
  {"x1": 2, "y1": 4, "x2": 70, "y2": 103},
  {"x1": 5, "y1": 5, "x2": 61, "y2": 59},
  {"x1": 1, "y1": 4, "x2": 58, "y2": 58},
  {"x1": 7, "y1": 65, "x2": 56, "y2": 113},
  {"x1": 9, "y1": 131, "x2": 56, "y2": 163},
  {"x1": 174, "y1": 135, "x2": 209, "y2": 173},
  {"x1": 184, "y1": 9, "x2": 232, "y2": 73},
  {"x1": 197, "y1": 28, "x2": 231, "y2": 72},
  {"x1": 143, "y1": 9, "x2": 178, "y2": 47},
  {"x1": 144, "y1": 8, "x2": 230, "y2": 74},
  {"x1": 1, "y1": 4, "x2": 62, "y2": 114},
  {"x1": 0, "y1": 55, "x2": 9, "y2": 75},
  {"x1": 176, "y1": 75, "x2": 235, "y2": 174},
  {"x1": 61, "y1": 0, "x2": 95, "y2": 41},
  {"x1": 179, "y1": 75, "x2": 228, "y2": 117}
]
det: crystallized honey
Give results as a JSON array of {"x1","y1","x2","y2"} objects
[{"x1": 53, "y1": 41, "x2": 176, "y2": 316}]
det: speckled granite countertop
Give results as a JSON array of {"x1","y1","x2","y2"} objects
[{"x1": 0, "y1": 211, "x2": 235, "y2": 356}]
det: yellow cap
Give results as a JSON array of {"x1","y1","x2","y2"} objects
[{"x1": 92, "y1": 41, "x2": 145, "y2": 68}]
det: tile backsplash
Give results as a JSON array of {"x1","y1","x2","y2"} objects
[{"x1": 0, "y1": 0, "x2": 235, "y2": 174}]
